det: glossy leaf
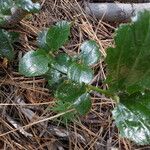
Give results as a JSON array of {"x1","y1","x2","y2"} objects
[
  {"x1": 55, "y1": 81, "x2": 86, "y2": 102},
  {"x1": 45, "y1": 68, "x2": 66, "y2": 90},
  {"x1": 106, "y1": 11, "x2": 150, "y2": 94},
  {"x1": 0, "y1": 0, "x2": 13, "y2": 15},
  {"x1": 19, "y1": 50, "x2": 51, "y2": 77},
  {"x1": 16, "y1": 0, "x2": 40, "y2": 13},
  {"x1": 68, "y1": 63, "x2": 93, "y2": 84},
  {"x1": 37, "y1": 28, "x2": 49, "y2": 52},
  {"x1": 52, "y1": 53, "x2": 72, "y2": 74},
  {"x1": 46, "y1": 21, "x2": 71, "y2": 52},
  {"x1": 80, "y1": 40, "x2": 101, "y2": 65},
  {"x1": 113, "y1": 91, "x2": 150, "y2": 145},
  {"x1": 45, "y1": 68, "x2": 61, "y2": 85},
  {"x1": 74, "y1": 93, "x2": 91, "y2": 115},
  {"x1": 0, "y1": 29, "x2": 14, "y2": 60}
]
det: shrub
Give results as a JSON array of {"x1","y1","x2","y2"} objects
[{"x1": 0, "y1": 1, "x2": 150, "y2": 145}]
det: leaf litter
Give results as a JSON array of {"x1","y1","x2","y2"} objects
[{"x1": 0, "y1": 0, "x2": 149, "y2": 149}]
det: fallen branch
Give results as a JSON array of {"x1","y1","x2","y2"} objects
[
  {"x1": 85, "y1": 2, "x2": 150, "y2": 22},
  {"x1": 90, "y1": 0, "x2": 150, "y2": 2}
]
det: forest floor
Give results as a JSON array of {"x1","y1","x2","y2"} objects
[{"x1": 0, "y1": 0, "x2": 149, "y2": 149}]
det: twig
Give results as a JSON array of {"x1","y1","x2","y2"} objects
[
  {"x1": 0, "y1": 102, "x2": 54, "y2": 106},
  {"x1": 6, "y1": 115, "x2": 33, "y2": 137},
  {"x1": 0, "y1": 109, "x2": 75, "y2": 137}
]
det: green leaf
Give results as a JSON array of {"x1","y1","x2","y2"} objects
[
  {"x1": 79, "y1": 40, "x2": 101, "y2": 65},
  {"x1": 54, "y1": 82, "x2": 91, "y2": 122},
  {"x1": 106, "y1": 11, "x2": 150, "y2": 94},
  {"x1": 45, "y1": 68, "x2": 61, "y2": 85},
  {"x1": 45, "y1": 68, "x2": 66, "y2": 91},
  {"x1": 37, "y1": 28, "x2": 49, "y2": 52},
  {"x1": 5, "y1": 31, "x2": 20, "y2": 43},
  {"x1": 0, "y1": 0, "x2": 13, "y2": 15},
  {"x1": 46, "y1": 21, "x2": 71, "y2": 52},
  {"x1": 19, "y1": 50, "x2": 51, "y2": 77},
  {"x1": 68, "y1": 63, "x2": 93, "y2": 84},
  {"x1": 52, "y1": 53, "x2": 72, "y2": 74},
  {"x1": 0, "y1": 29, "x2": 14, "y2": 60},
  {"x1": 16, "y1": 0, "x2": 40, "y2": 13},
  {"x1": 74, "y1": 93, "x2": 91, "y2": 115},
  {"x1": 55, "y1": 80, "x2": 86, "y2": 102},
  {"x1": 0, "y1": 16, "x2": 7, "y2": 26},
  {"x1": 52, "y1": 100, "x2": 77, "y2": 123},
  {"x1": 53, "y1": 94, "x2": 91, "y2": 122},
  {"x1": 113, "y1": 91, "x2": 150, "y2": 145}
]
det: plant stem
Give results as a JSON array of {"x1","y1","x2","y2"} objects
[
  {"x1": 87, "y1": 84, "x2": 120, "y2": 102},
  {"x1": 87, "y1": 85, "x2": 111, "y2": 95}
]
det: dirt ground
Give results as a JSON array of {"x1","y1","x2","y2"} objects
[{"x1": 0, "y1": 0, "x2": 150, "y2": 149}]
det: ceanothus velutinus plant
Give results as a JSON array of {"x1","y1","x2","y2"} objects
[
  {"x1": 19, "y1": 20, "x2": 102, "y2": 119},
  {"x1": 0, "y1": 1, "x2": 149, "y2": 145},
  {"x1": 19, "y1": 11, "x2": 150, "y2": 145}
]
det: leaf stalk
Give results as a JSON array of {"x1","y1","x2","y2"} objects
[{"x1": 87, "y1": 84, "x2": 119, "y2": 102}]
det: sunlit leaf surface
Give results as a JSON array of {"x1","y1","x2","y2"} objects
[
  {"x1": 19, "y1": 50, "x2": 50, "y2": 76},
  {"x1": 80, "y1": 40, "x2": 101, "y2": 65},
  {"x1": 113, "y1": 91, "x2": 150, "y2": 145},
  {"x1": 68, "y1": 63, "x2": 93, "y2": 84}
]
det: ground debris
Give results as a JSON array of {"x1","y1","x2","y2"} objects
[{"x1": 0, "y1": 0, "x2": 149, "y2": 149}]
